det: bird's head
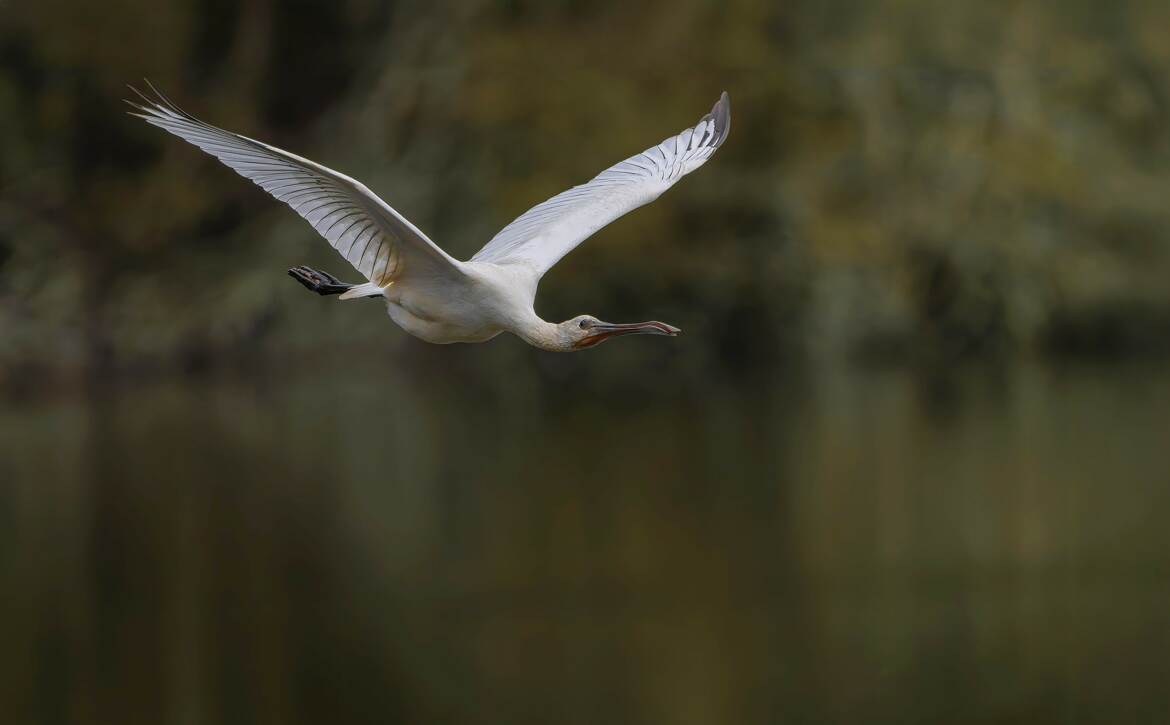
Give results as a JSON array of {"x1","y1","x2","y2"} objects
[{"x1": 560, "y1": 315, "x2": 681, "y2": 350}]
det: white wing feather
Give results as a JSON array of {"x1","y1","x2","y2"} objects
[
  {"x1": 472, "y1": 92, "x2": 730, "y2": 277},
  {"x1": 128, "y1": 84, "x2": 464, "y2": 286}
]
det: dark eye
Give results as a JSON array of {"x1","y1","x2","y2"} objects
[{"x1": 579, "y1": 319, "x2": 590, "y2": 329}]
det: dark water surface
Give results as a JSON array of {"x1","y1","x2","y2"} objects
[{"x1": 2, "y1": 361, "x2": 1168, "y2": 724}]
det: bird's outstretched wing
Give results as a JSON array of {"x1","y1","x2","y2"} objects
[
  {"x1": 127, "y1": 83, "x2": 464, "y2": 286},
  {"x1": 471, "y1": 92, "x2": 730, "y2": 278}
]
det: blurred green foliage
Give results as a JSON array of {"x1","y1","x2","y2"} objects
[{"x1": 2, "y1": 0, "x2": 1169, "y2": 388}]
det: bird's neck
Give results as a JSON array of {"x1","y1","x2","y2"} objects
[{"x1": 514, "y1": 316, "x2": 568, "y2": 352}]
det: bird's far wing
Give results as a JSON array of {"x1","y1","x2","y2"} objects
[
  {"x1": 471, "y1": 91, "x2": 730, "y2": 278},
  {"x1": 127, "y1": 84, "x2": 465, "y2": 286}
]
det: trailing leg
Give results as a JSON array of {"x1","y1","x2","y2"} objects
[{"x1": 288, "y1": 266, "x2": 354, "y2": 296}]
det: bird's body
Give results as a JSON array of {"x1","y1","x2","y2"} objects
[
  {"x1": 129, "y1": 84, "x2": 730, "y2": 352},
  {"x1": 384, "y1": 261, "x2": 533, "y2": 346}
]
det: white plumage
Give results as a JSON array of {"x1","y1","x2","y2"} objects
[{"x1": 129, "y1": 84, "x2": 730, "y2": 352}]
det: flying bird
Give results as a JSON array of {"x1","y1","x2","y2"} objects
[{"x1": 128, "y1": 84, "x2": 730, "y2": 352}]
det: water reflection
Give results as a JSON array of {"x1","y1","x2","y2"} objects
[{"x1": 2, "y1": 362, "x2": 1168, "y2": 723}]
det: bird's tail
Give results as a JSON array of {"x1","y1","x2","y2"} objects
[{"x1": 338, "y1": 282, "x2": 386, "y2": 300}]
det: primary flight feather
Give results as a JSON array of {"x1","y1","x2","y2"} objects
[{"x1": 129, "y1": 83, "x2": 730, "y2": 352}]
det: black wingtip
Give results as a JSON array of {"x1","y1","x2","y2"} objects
[
  {"x1": 714, "y1": 91, "x2": 730, "y2": 136},
  {"x1": 127, "y1": 79, "x2": 195, "y2": 120},
  {"x1": 127, "y1": 83, "x2": 154, "y2": 107},
  {"x1": 700, "y1": 91, "x2": 730, "y2": 148}
]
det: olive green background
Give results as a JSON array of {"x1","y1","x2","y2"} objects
[{"x1": 2, "y1": 1, "x2": 1169, "y2": 723}]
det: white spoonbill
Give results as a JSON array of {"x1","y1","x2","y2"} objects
[{"x1": 128, "y1": 84, "x2": 730, "y2": 351}]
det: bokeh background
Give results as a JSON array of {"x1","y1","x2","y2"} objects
[{"x1": 2, "y1": 1, "x2": 1170, "y2": 723}]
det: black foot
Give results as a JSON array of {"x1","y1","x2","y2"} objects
[{"x1": 288, "y1": 266, "x2": 353, "y2": 296}]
